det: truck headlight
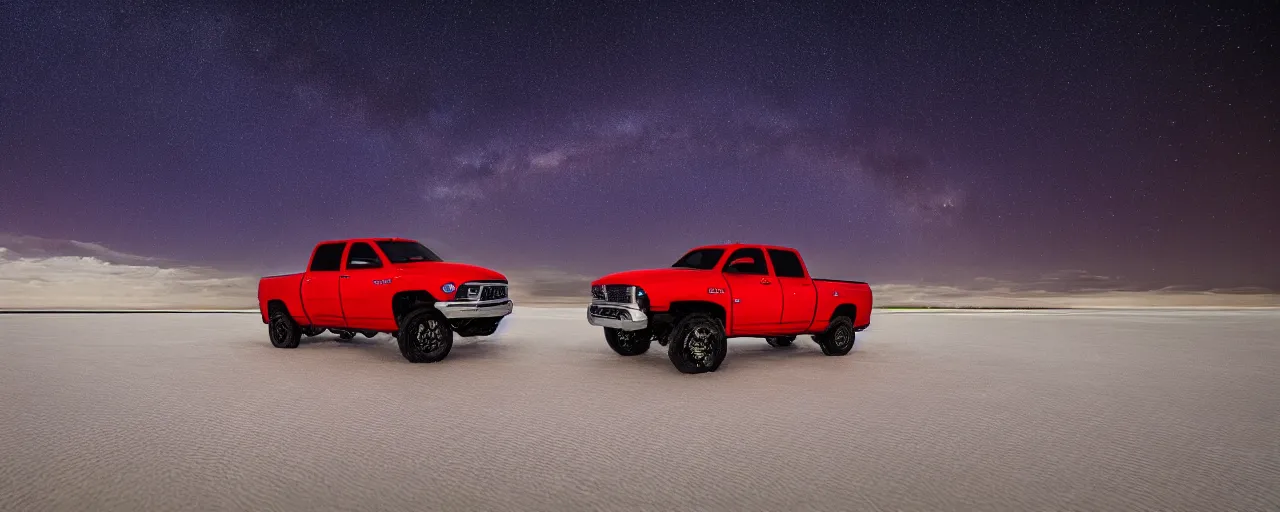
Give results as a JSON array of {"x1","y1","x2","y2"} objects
[
  {"x1": 635, "y1": 286, "x2": 650, "y2": 311},
  {"x1": 442, "y1": 282, "x2": 456, "y2": 294}
]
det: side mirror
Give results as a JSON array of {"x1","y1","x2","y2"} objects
[{"x1": 725, "y1": 256, "x2": 756, "y2": 273}]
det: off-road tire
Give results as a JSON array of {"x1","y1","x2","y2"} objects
[
  {"x1": 605, "y1": 327, "x2": 651, "y2": 356},
  {"x1": 666, "y1": 314, "x2": 728, "y2": 374},
  {"x1": 397, "y1": 308, "x2": 454, "y2": 363},
  {"x1": 814, "y1": 316, "x2": 856, "y2": 356},
  {"x1": 765, "y1": 336, "x2": 796, "y2": 348},
  {"x1": 268, "y1": 308, "x2": 302, "y2": 349}
]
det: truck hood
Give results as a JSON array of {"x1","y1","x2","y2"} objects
[
  {"x1": 592, "y1": 268, "x2": 707, "y2": 287},
  {"x1": 393, "y1": 261, "x2": 507, "y2": 282}
]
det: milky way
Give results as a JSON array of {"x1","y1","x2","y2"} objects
[{"x1": 2, "y1": 0, "x2": 1276, "y2": 291}]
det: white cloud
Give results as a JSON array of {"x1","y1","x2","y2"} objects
[
  {"x1": 2, "y1": 234, "x2": 1276, "y2": 310},
  {"x1": 0, "y1": 237, "x2": 257, "y2": 310}
]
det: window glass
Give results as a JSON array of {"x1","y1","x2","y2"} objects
[
  {"x1": 722, "y1": 248, "x2": 768, "y2": 275},
  {"x1": 767, "y1": 249, "x2": 805, "y2": 278},
  {"x1": 346, "y1": 242, "x2": 383, "y2": 269},
  {"x1": 309, "y1": 243, "x2": 346, "y2": 272},
  {"x1": 671, "y1": 248, "x2": 725, "y2": 270},
  {"x1": 376, "y1": 241, "x2": 443, "y2": 263}
]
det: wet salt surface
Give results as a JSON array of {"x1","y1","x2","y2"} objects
[{"x1": 2, "y1": 308, "x2": 1279, "y2": 511}]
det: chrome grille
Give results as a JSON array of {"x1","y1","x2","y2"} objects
[
  {"x1": 605, "y1": 285, "x2": 633, "y2": 303},
  {"x1": 480, "y1": 285, "x2": 507, "y2": 301},
  {"x1": 454, "y1": 282, "x2": 507, "y2": 302}
]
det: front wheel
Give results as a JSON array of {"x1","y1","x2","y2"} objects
[
  {"x1": 605, "y1": 327, "x2": 651, "y2": 356},
  {"x1": 667, "y1": 314, "x2": 727, "y2": 374},
  {"x1": 814, "y1": 316, "x2": 856, "y2": 356},
  {"x1": 397, "y1": 308, "x2": 454, "y2": 363}
]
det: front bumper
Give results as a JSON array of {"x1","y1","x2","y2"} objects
[
  {"x1": 587, "y1": 302, "x2": 649, "y2": 331},
  {"x1": 435, "y1": 299, "x2": 513, "y2": 319}
]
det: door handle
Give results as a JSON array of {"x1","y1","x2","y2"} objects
[
  {"x1": 760, "y1": 278, "x2": 771, "y2": 285},
  {"x1": 339, "y1": 275, "x2": 350, "y2": 279}
]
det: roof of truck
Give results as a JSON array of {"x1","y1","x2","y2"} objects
[
  {"x1": 313, "y1": 237, "x2": 418, "y2": 245},
  {"x1": 686, "y1": 243, "x2": 801, "y2": 253}
]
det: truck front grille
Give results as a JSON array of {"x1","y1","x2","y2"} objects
[
  {"x1": 480, "y1": 285, "x2": 507, "y2": 301},
  {"x1": 605, "y1": 285, "x2": 633, "y2": 303},
  {"x1": 455, "y1": 282, "x2": 507, "y2": 302}
]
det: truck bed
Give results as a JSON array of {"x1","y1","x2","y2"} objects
[
  {"x1": 812, "y1": 278, "x2": 873, "y2": 330},
  {"x1": 257, "y1": 273, "x2": 305, "y2": 323},
  {"x1": 813, "y1": 278, "x2": 868, "y2": 285}
]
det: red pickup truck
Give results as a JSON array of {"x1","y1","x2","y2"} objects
[
  {"x1": 257, "y1": 238, "x2": 513, "y2": 363},
  {"x1": 587, "y1": 244, "x2": 872, "y2": 373}
]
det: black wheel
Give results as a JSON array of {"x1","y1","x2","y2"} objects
[
  {"x1": 605, "y1": 327, "x2": 651, "y2": 356},
  {"x1": 360, "y1": 330, "x2": 379, "y2": 339},
  {"x1": 666, "y1": 314, "x2": 727, "y2": 374},
  {"x1": 397, "y1": 308, "x2": 454, "y2": 363},
  {"x1": 765, "y1": 336, "x2": 795, "y2": 348},
  {"x1": 268, "y1": 308, "x2": 301, "y2": 349},
  {"x1": 814, "y1": 316, "x2": 856, "y2": 356}
]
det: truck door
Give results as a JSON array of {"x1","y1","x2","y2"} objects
[
  {"x1": 721, "y1": 247, "x2": 783, "y2": 334},
  {"x1": 337, "y1": 241, "x2": 395, "y2": 329},
  {"x1": 300, "y1": 242, "x2": 347, "y2": 327},
  {"x1": 768, "y1": 248, "x2": 817, "y2": 331}
]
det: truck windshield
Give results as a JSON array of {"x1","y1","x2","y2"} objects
[
  {"x1": 671, "y1": 248, "x2": 725, "y2": 270},
  {"x1": 376, "y1": 241, "x2": 443, "y2": 263}
]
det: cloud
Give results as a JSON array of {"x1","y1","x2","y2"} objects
[
  {"x1": 7, "y1": 233, "x2": 1273, "y2": 311},
  {"x1": 0, "y1": 234, "x2": 162, "y2": 265},
  {"x1": 0, "y1": 235, "x2": 256, "y2": 310}
]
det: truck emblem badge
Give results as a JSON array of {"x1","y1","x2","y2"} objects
[
  {"x1": 734, "y1": 298, "x2": 741, "y2": 303},
  {"x1": 372, "y1": 279, "x2": 392, "y2": 285},
  {"x1": 833, "y1": 291, "x2": 839, "y2": 297},
  {"x1": 707, "y1": 287, "x2": 725, "y2": 294}
]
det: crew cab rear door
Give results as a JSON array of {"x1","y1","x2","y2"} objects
[
  {"x1": 721, "y1": 247, "x2": 784, "y2": 334},
  {"x1": 767, "y1": 248, "x2": 817, "y2": 331},
  {"x1": 300, "y1": 242, "x2": 347, "y2": 327}
]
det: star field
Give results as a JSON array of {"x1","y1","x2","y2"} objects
[{"x1": 1, "y1": 0, "x2": 1276, "y2": 290}]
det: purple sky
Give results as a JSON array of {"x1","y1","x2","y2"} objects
[{"x1": 2, "y1": 0, "x2": 1277, "y2": 292}]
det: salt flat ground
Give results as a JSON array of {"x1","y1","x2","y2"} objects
[{"x1": 2, "y1": 308, "x2": 1278, "y2": 512}]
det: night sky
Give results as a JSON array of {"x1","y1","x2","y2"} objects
[{"x1": 2, "y1": 0, "x2": 1277, "y2": 291}]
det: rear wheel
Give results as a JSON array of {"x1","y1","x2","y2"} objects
[
  {"x1": 605, "y1": 327, "x2": 651, "y2": 356},
  {"x1": 268, "y1": 308, "x2": 301, "y2": 349},
  {"x1": 667, "y1": 314, "x2": 727, "y2": 374},
  {"x1": 397, "y1": 308, "x2": 454, "y2": 363},
  {"x1": 765, "y1": 336, "x2": 795, "y2": 347},
  {"x1": 814, "y1": 316, "x2": 856, "y2": 356}
]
